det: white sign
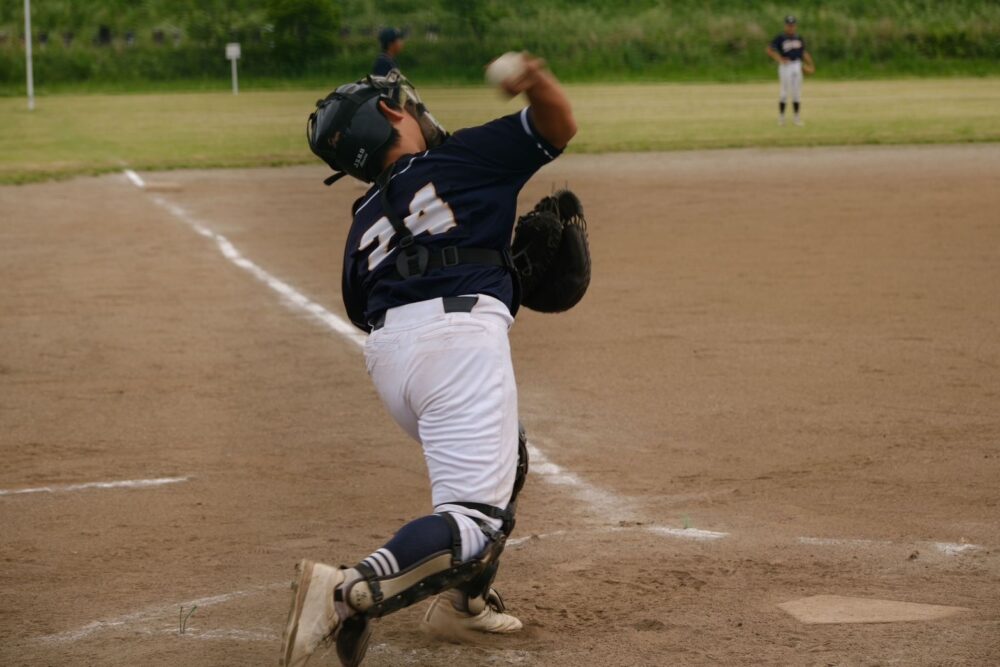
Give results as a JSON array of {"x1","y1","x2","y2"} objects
[{"x1": 226, "y1": 43, "x2": 241, "y2": 95}]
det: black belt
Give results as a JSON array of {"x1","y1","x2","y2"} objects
[
  {"x1": 369, "y1": 295, "x2": 479, "y2": 331},
  {"x1": 391, "y1": 245, "x2": 511, "y2": 281}
]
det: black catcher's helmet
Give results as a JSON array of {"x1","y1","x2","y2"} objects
[{"x1": 307, "y1": 71, "x2": 448, "y2": 185}]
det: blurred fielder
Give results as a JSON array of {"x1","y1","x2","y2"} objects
[
  {"x1": 372, "y1": 27, "x2": 405, "y2": 76},
  {"x1": 767, "y1": 15, "x2": 815, "y2": 126}
]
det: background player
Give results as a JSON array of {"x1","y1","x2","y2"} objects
[
  {"x1": 766, "y1": 15, "x2": 815, "y2": 126},
  {"x1": 372, "y1": 27, "x2": 405, "y2": 76},
  {"x1": 283, "y1": 56, "x2": 576, "y2": 667}
]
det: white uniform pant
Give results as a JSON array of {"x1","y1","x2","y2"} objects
[
  {"x1": 779, "y1": 60, "x2": 803, "y2": 103},
  {"x1": 364, "y1": 295, "x2": 519, "y2": 534}
]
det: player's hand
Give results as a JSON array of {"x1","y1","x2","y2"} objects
[
  {"x1": 501, "y1": 54, "x2": 546, "y2": 97},
  {"x1": 803, "y1": 63, "x2": 815, "y2": 75},
  {"x1": 780, "y1": 57, "x2": 791, "y2": 65}
]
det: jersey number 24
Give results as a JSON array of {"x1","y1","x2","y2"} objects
[{"x1": 360, "y1": 183, "x2": 457, "y2": 271}]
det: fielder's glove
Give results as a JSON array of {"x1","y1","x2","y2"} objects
[{"x1": 512, "y1": 189, "x2": 591, "y2": 313}]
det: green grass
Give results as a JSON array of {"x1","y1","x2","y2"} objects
[{"x1": 2, "y1": 78, "x2": 999, "y2": 185}]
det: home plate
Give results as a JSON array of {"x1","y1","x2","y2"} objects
[{"x1": 778, "y1": 595, "x2": 969, "y2": 624}]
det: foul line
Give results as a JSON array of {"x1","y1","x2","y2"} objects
[
  {"x1": 123, "y1": 170, "x2": 364, "y2": 347},
  {"x1": 508, "y1": 524, "x2": 727, "y2": 548},
  {"x1": 527, "y1": 442, "x2": 729, "y2": 540},
  {"x1": 37, "y1": 584, "x2": 283, "y2": 644},
  {"x1": 0, "y1": 476, "x2": 190, "y2": 497},
  {"x1": 797, "y1": 536, "x2": 980, "y2": 557},
  {"x1": 123, "y1": 168, "x2": 145, "y2": 188}
]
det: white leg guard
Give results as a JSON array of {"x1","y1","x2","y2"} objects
[{"x1": 339, "y1": 511, "x2": 507, "y2": 619}]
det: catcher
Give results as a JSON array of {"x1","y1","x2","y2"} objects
[{"x1": 281, "y1": 54, "x2": 589, "y2": 667}]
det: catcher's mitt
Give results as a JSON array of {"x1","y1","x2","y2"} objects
[{"x1": 511, "y1": 189, "x2": 591, "y2": 313}]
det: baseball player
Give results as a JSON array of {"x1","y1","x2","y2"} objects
[
  {"x1": 282, "y1": 56, "x2": 576, "y2": 667},
  {"x1": 767, "y1": 15, "x2": 815, "y2": 126},
  {"x1": 372, "y1": 27, "x2": 404, "y2": 76}
]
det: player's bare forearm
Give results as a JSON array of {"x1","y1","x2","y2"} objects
[
  {"x1": 505, "y1": 56, "x2": 576, "y2": 149},
  {"x1": 766, "y1": 47, "x2": 784, "y2": 64}
]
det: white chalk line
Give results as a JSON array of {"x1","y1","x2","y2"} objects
[
  {"x1": 796, "y1": 536, "x2": 982, "y2": 556},
  {"x1": 37, "y1": 584, "x2": 285, "y2": 644},
  {"x1": 526, "y1": 441, "x2": 729, "y2": 542},
  {"x1": 508, "y1": 524, "x2": 727, "y2": 548},
  {"x1": 526, "y1": 443, "x2": 637, "y2": 520},
  {"x1": 123, "y1": 171, "x2": 363, "y2": 346},
  {"x1": 798, "y1": 536, "x2": 892, "y2": 548},
  {"x1": 149, "y1": 193, "x2": 366, "y2": 348},
  {"x1": 142, "y1": 626, "x2": 279, "y2": 642},
  {"x1": 33, "y1": 531, "x2": 981, "y2": 644},
  {"x1": 934, "y1": 542, "x2": 980, "y2": 556},
  {"x1": 511, "y1": 528, "x2": 980, "y2": 557},
  {"x1": 0, "y1": 476, "x2": 190, "y2": 497},
  {"x1": 123, "y1": 168, "x2": 145, "y2": 188}
]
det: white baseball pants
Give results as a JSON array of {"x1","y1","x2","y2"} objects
[
  {"x1": 364, "y1": 294, "x2": 519, "y2": 533},
  {"x1": 779, "y1": 60, "x2": 803, "y2": 103}
]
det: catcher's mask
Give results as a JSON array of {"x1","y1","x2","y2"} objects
[{"x1": 306, "y1": 71, "x2": 448, "y2": 185}]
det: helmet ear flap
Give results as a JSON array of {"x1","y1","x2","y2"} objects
[{"x1": 306, "y1": 105, "x2": 346, "y2": 176}]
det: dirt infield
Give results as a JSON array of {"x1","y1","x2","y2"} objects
[{"x1": 1, "y1": 146, "x2": 998, "y2": 666}]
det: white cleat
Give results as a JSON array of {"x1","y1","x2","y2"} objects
[
  {"x1": 777, "y1": 116, "x2": 786, "y2": 126},
  {"x1": 423, "y1": 589, "x2": 523, "y2": 641},
  {"x1": 280, "y1": 560, "x2": 345, "y2": 667},
  {"x1": 793, "y1": 115, "x2": 804, "y2": 126}
]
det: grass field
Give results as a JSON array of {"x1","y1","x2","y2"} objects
[{"x1": 2, "y1": 78, "x2": 999, "y2": 184}]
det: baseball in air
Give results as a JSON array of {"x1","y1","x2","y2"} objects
[{"x1": 486, "y1": 52, "x2": 527, "y2": 87}]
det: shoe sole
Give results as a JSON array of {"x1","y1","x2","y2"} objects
[
  {"x1": 280, "y1": 559, "x2": 315, "y2": 667},
  {"x1": 336, "y1": 615, "x2": 373, "y2": 667}
]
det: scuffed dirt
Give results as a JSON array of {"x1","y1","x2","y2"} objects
[{"x1": 1, "y1": 145, "x2": 998, "y2": 666}]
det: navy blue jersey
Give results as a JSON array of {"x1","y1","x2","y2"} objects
[
  {"x1": 372, "y1": 53, "x2": 398, "y2": 76},
  {"x1": 342, "y1": 108, "x2": 561, "y2": 331},
  {"x1": 771, "y1": 33, "x2": 806, "y2": 61}
]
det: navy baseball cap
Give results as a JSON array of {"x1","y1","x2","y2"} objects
[
  {"x1": 784, "y1": 15, "x2": 798, "y2": 24},
  {"x1": 379, "y1": 27, "x2": 404, "y2": 49}
]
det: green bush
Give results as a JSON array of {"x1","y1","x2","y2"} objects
[
  {"x1": 266, "y1": 0, "x2": 340, "y2": 71},
  {"x1": 1, "y1": 0, "x2": 999, "y2": 93}
]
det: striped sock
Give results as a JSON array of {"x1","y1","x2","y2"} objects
[
  {"x1": 356, "y1": 514, "x2": 453, "y2": 577},
  {"x1": 360, "y1": 547, "x2": 400, "y2": 578}
]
